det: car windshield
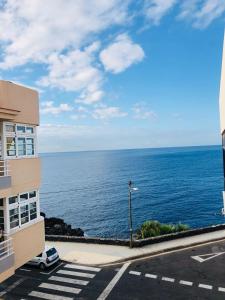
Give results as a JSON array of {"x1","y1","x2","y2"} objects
[{"x1": 46, "y1": 248, "x2": 57, "y2": 257}]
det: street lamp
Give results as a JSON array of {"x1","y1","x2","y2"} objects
[{"x1": 128, "y1": 180, "x2": 138, "y2": 248}]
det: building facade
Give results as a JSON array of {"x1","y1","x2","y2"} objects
[{"x1": 0, "y1": 80, "x2": 45, "y2": 282}]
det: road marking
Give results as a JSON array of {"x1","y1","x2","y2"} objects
[
  {"x1": 129, "y1": 270, "x2": 141, "y2": 276},
  {"x1": 179, "y1": 280, "x2": 193, "y2": 286},
  {"x1": 0, "y1": 278, "x2": 26, "y2": 297},
  {"x1": 145, "y1": 273, "x2": 157, "y2": 279},
  {"x1": 198, "y1": 284, "x2": 213, "y2": 290},
  {"x1": 64, "y1": 264, "x2": 101, "y2": 272},
  {"x1": 218, "y1": 287, "x2": 225, "y2": 292},
  {"x1": 40, "y1": 262, "x2": 64, "y2": 275},
  {"x1": 191, "y1": 252, "x2": 225, "y2": 263},
  {"x1": 162, "y1": 277, "x2": 175, "y2": 283},
  {"x1": 19, "y1": 268, "x2": 31, "y2": 272},
  {"x1": 29, "y1": 291, "x2": 73, "y2": 300},
  {"x1": 57, "y1": 269, "x2": 95, "y2": 278},
  {"x1": 49, "y1": 275, "x2": 89, "y2": 286},
  {"x1": 97, "y1": 262, "x2": 130, "y2": 300},
  {"x1": 39, "y1": 282, "x2": 81, "y2": 294}
]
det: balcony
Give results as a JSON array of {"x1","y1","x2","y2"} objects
[
  {"x1": 0, "y1": 237, "x2": 14, "y2": 275},
  {"x1": 0, "y1": 160, "x2": 11, "y2": 190}
]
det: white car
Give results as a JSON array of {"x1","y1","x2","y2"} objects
[{"x1": 27, "y1": 246, "x2": 60, "y2": 270}]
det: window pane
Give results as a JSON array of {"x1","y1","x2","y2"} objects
[
  {"x1": 9, "y1": 196, "x2": 17, "y2": 205},
  {"x1": 18, "y1": 137, "x2": 26, "y2": 156},
  {"x1": 26, "y1": 127, "x2": 34, "y2": 134},
  {"x1": 26, "y1": 138, "x2": 34, "y2": 155},
  {"x1": 30, "y1": 202, "x2": 37, "y2": 220},
  {"x1": 0, "y1": 210, "x2": 4, "y2": 230},
  {"x1": 20, "y1": 205, "x2": 29, "y2": 225},
  {"x1": 20, "y1": 193, "x2": 28, "y2": 201},
  {"x1": 6, "y1": 137, "x2": 16, "y2": 156},
  {"x1": 0, "y1": 199, "x2": 3, "y2": 207},
  {"x1": 6, "y1": 124, "x2": 15, "y2": 133},
  {"x1": 10, "y1": 208, "x2": 19, "y2": 229},
  {"x1": 29, "y1": 191, "x2": 36, "y2": 198},
  {"x1": 17, "y1": 125, "x2": 26, "y2": 133}
]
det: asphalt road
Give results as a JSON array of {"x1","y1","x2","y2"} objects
[{"x1": 2, "y1": 239, "x2": 225, "y2": 299}]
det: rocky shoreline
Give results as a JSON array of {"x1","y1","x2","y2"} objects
[{"x1": 41, "y1": 212, "x2": 84, "y2": 237}]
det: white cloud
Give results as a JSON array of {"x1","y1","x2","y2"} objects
[
  {"x1": 178, "y1": 0, "x2": 225, "y2": 29},
  {"x1": 92, "y1": 106, "x2": 127, "y2": 119},
  {"x1": 40, "y1": 101, "x2": 73, "y2": 115},
  {"x1": 132, "y1": 103, "x2": 157, "y2": 120},
  {"x1": 0, "y1": 0, "x2": 131, "y2": 69},
  {"x1": 143, "y1": 0, "x2": 177, "y2": 25},
  {"x1": 99, "y1": 34, "x2": 145, "y2": 74}
]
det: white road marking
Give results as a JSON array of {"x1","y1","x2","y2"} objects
[
  {"x1": 57, "y1": 269, "x2": 95, "y2": 278},
  {"x1": 218, "y1": 287, "x2": 225, "y2": 292},
  {"x1": 97, "y1": 262, "x2": 130, "y2": 300},
  {"x1": 162, "y1": 277, "x2": 175, "y2": 283},
  {"x1": 179, "y1": 280, "x2": 193, "y2": 286},
  {"x1": 39, "y1": 282, "x2": 81, "y2": 294},
  {"x1": 19, "y1": 268, "x2": 31, "y2": 272},
  {"x1": 49, "y1": 275, "x2": 89, "y2": 286},
  {"x1": 145, "y1": 273, "x2": 157, "y2": 279},
  {"x1": 191, "y1": 252, "x2": 225, "y2": 263},
  {"x1": 29, "y1": 291, "x2": 73, "y2": 300},
  {"x1": 40, "y1": 262, "x2": 64, "y2": 275},
  {"x1": 198, "y1": 284, "x2": 213, "y2": 290},
  {"x1": 64, "y1": 264, "x2": 101, "y2": 272},
  {"x1": 129, "y1": 270, "x2": 141, "y2": 276},
  {"x1": 0, "y1": 278, "x2": 26, "y2": 297}
]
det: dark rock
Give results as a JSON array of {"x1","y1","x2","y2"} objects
[{"x1": 41, "y1": 212, "x2": 84, "y2": 237}]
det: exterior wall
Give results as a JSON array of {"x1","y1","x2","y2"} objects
[
  {"x1": 0, "y1": 81, "x2": 39, "y2": 125},
  {"x1": 0, "y1": 266, "x2": 15, "y2": 283},
  {"x1": 219, "y1": 32, "x2": 225, "y2": 134},
  {"x1": 0, "y1": 158, "x2": 41, "y2": 198},
  {"x1": 11, "y1": 218, "x2": 45, "y2": 269}
]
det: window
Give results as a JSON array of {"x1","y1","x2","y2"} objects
[
  {"x1": 6, "y1": 124, "x2": 15, "y2": 133},
  {"x1": 0, "y1": 199, "x2": 3, "y2": 207},
  {"x1": 20, "y1": 193, "x2": 28, "y2": 202},
  {"x1": 20, "y1": 205, "x2": 29, "y2": 225},
  {"x1": 17, "y1": 125, "x2": 26, "y2": 133},
  {"x1": 29, "y1": 191, "x2": 36, "y2": 198},
  {"x1": 26, "y1": 138, "x2": 34, "y2": 155},
  {"x1": 18, "y1": 137, "x2": 26, "y2": 156},
  {"x1": 6, "y1": 137, "x2": 16, "y2": 156},
  {"x1": 9, "y1": 196, "x2": 18, "y2": 205},
  {"x1": 10, "y1": 208, "x2": 19, "y2": 229},
  {"x1": 0, "y1": 210, "x2": 4, "y2": 230},
  {"x1": 30, "y1": 202, "x2": 37, "y2": 220},
  {"x1": 26, "y1": 127, "x2": 34, "y2": 134}
]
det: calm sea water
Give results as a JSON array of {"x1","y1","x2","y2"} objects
[{"x1": 40, "y1": 145, "x2": 225, "y2": 238}]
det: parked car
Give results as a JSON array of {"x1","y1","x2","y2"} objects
[{"x1": 27, "y1": 246, "x2": 60, "y2": 270}]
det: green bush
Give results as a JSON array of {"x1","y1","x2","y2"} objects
[{"x1": 136, "y1": 220, "x2": 189, "y2": 239}]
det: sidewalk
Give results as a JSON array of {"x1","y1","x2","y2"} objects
[{"x1": 45, "y1": 229, "x2": 225, "y2": 266}]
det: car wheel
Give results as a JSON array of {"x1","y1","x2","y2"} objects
[{"x1": 39, "y1": 263, "x2": 46, "y2": 270}]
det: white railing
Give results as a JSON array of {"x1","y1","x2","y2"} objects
[
  {"x1": 0, "y1": 160, "x2": 10, "y2": 177},
  {"x1": 0, "y1": 237, "x2": 14, "y2": 261}
]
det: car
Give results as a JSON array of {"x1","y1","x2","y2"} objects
[{"x1": 27, "y1": 246, "x2": 60, "y2": 270}]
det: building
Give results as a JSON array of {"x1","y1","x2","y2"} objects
[{"x1": 0, "y1": 80, "x2": 45, "y2": 283}]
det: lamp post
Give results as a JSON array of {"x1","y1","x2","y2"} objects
[{"x1": 128, "y1": 180, "x2": 138, "y2": 248}]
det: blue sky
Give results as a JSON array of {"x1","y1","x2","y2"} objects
[{"x1": 0, "y1": 0, "x2": 224, "y2": 152}]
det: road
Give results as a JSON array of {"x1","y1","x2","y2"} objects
[{"x1": 2, "y1": 239, "x2": 225, "y2": 299}]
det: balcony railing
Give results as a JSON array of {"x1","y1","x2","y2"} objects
[
  {"x1": 0, "y1": 160, "x2": 10, "y2": 177},
  {"x1": 0, "y1": 237, "x2": 14, "y2": 261}
]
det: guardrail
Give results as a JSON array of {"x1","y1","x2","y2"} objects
[
  {"x1": 0, "y1": 237, "x2": 14, "y2": 261},
  {"x1": 0, "y1": 160, "x2": 10, "y2": 177}
]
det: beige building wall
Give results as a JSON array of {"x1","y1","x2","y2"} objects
[
  {"x1": 0, "y1": 80, "x2": 39, "y2": 125},
  {"x1": 11, "y1": 218, "x2": 45, "y2": 269},
  {"x1": 219, "y1": 32, "x2": 225, "y2": 134}
]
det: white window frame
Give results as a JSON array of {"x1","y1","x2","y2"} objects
[{"x1": 4, "y1": 122, "x2": 37, "y2": 159}]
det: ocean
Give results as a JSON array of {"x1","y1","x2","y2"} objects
[{"x1": 40, "y1": 145, "x2": 225, "y2": 238}]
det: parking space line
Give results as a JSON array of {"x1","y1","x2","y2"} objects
[
  {"x1": 19, "y1": 268, "x2": 31, "y2": 272},
  {"x1": 179, "y1": 280, "x2": 193, "y2": 286},
  {"x1": 145, "y1": 273, "x2": 157, "y2": 279},
  {"x1": 40, "y1": 262, "x2": 64, "y2": 275},
  {"x1": 218, "y1": 287, "x2": 225, "y2": 292},
  {"x1": 49, "y1": 275, "x2": 89, "y2": 286},
  {"x1": 0, "y1": 278, "x2": 26, "y2": 297},
  {"x1": 64, "y1": 264, "x2": 101, "y2": 272},
  {"x1": 29, "y1": 291, "x2": 73, "y2": 300},
  {"x1": 162, "y1": 277, "x2": 175, "y2": 283},
  {"x1": 198, "y1": 284, "x2": 213, "y2": 290},
  {"x1": 129, "y1": 270, "x2": 141, "y2": 276},
  {"x1": 39, "y1": 282, "x2": 81, "y2": 294},
  {"x1": 97, "y1": 262, "x2": 130, "y2": 300},
  {"x1": 57, "y1": 269, "x2": 95, "y2": 278}
]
